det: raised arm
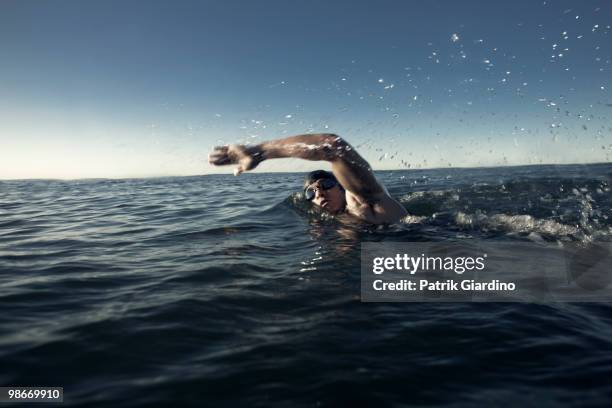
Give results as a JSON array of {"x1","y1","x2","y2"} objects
[{"x1": 208, "y1": 133, "x2": 407, "y2": 221}]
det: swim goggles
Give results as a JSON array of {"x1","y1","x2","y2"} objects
[{"x1": 304, "y1": 178, "x2": 338, "y2": 201}]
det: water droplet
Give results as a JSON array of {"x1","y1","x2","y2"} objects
[{"x1": 451, "y1": 33, "x2": 460, "y2": 42}]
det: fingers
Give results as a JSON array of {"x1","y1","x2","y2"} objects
[
  {"x1": 208, "y1": 153, "x2": 230, "y2": 165},
  {"x1": 208, "y1": 145, "x2": 232, "y2": 166},
  {"x1": 233, "y1": 166, "x2": 243, "y2": 176}
]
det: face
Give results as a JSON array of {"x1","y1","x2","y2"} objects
[{"x1": 306, "y1": 179, "x2": 346, "y2": 213}]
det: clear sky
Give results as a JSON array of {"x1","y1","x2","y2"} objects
[{"x1": 1, "y1": 0, "x2": 610, "y2": 179}]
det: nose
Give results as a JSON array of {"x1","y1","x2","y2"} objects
[{"x1": 314, "y1": 187, "x2": 325, "y2": 199}]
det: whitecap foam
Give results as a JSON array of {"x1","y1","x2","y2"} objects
[
  {"x1": 398, "y1": 190, "x2": 459, "y2": 202},
  {"x1": 454, "y1": 211, "x2": 588, "y2": 240},
  {"x1": 400, "y1": 214, "x2": 428, "y2": 224}
]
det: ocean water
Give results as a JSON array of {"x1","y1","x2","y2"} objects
[{"x1": 1, "y1": 163, "x2": 611, "y2": 407}]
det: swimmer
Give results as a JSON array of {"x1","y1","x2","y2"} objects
[{"x1": 208, "y1": 133, "x2": 408, "y2": 224}]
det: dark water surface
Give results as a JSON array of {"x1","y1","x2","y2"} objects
[{"x1": 1, "y1": 164, "x2": 612, "y2": 407}]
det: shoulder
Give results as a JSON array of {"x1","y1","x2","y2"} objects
[{"x1": 344, "y1": 190, "x2": 407, "y2": 224}]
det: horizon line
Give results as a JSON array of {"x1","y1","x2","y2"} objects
[{"x1": 1, "y1": 160, "x2": 609, "y2": 182}]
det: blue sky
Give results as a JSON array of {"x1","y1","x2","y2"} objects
[{"x1": 0, "y1": 0, "x2": 610, "y2": 179}]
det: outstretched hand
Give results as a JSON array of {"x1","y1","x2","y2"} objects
[{"x1": 208, "y1": 144, "x2": 262, "y2": 176}]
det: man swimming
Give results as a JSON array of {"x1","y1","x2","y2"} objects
[{"x1": 208, "y1": 133, "x2": 408, "y2": 224}]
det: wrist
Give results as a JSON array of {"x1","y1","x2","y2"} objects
[{"x1": 248, "y1": 144, "x2": 266, "y2": 164}]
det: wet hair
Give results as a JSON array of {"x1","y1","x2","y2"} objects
[{"x1": 303, "y1": 170, "x2": 339, "y2": 189}]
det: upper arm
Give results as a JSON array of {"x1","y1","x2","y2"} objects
[
  {"x1": 328, "y1": 136, "x2": 407, "y2": 222},
  {"x1": 327, "y1": 135, "x2": 383, "y2": 200}
]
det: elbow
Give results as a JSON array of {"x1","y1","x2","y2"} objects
[
  {"x1": 320, "y1": 134, "x2": 352, "y2": 160},
  {"x1": 322, "y1": 133, "x2": 345, "y2": 145}
]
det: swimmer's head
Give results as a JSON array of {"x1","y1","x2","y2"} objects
[{"x1": 303, "y1": 170, "x2": 346, "y2": 213}]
